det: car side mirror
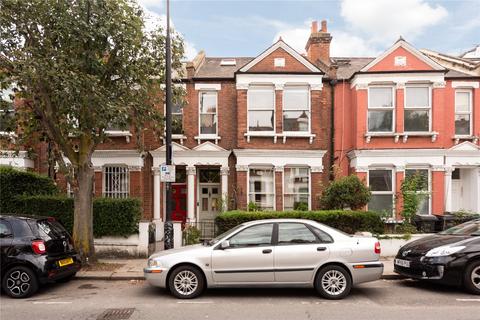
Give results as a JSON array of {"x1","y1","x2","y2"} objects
[{"x1": 220, "y1": 240, "x2": 230, "y2": 249}]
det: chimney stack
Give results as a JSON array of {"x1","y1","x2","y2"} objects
[{"x1": 305, "y1": 20, "x2": 332, "y2": 66}]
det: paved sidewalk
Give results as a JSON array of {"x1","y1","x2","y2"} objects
[{"x1": 75, "y1": 257, "x2": 403, "y2": 281}]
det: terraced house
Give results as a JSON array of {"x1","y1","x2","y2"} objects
[{"x1": 1, "y1": 21, "x2": 479, "y2": 233}]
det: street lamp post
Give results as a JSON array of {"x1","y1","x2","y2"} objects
[{"x1": 164, "y1": 0, "x2": 173, "y2": 250}]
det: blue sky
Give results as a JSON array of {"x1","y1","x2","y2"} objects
[{"x1": 139, "y1": 0, "x2": 480, "y2": 60}]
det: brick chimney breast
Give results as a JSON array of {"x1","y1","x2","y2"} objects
[{"x1": 305, "y1": 20, "x2": 332, "y2": 67}]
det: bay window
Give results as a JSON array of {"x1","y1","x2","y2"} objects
[
  {"x1": 0, "y1": 87, "x2": 15, "y2": 133},
  {"x1": 368, "y1": 169, "x2": 394, "y2": 215},
  {"x1": 368, "y1": 87, "x2": 394, "y2": 133},
  {"x1": 455, "y1": 90, "x2": 472, "y2": 135},
  {"x1": 405, "y1": 168, "x2": 430, "y2": 215},
  {"x1": 404, "y1": 86, "x2": 431, "y2": 132},
  {"x1": 284, "y1": 167, "x2": 310, "y2": 210},
  {"x1": 283, "y1": 86, "x2": 310, "y2": 132},
  {"x1": 199, "y1": 91, "x2": 217, "y2": 135},
  {"x1": 103, "y1": 165, "x2": 129, "y2": 198},
  {"x1": 248, "y1": 86, "x2": 275, "y2": 132},
  {"x1": 249, "y1": 168, "x2": 274, "y2": 210}
]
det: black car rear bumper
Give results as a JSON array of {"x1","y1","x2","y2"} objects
[{"x1": 35, "y1": 254, "x2": 82, "y2": 284}]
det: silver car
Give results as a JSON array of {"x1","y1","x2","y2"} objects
[{"x1": 144, "y1": 219, "x2": 383, "y2": 299}]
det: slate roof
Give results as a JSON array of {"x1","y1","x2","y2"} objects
[
  {"x1": 193, "y1": 57, "x2": 253, "y2": 79},
  {"x1": 333, "y1": 57, "x2": 374, "y2": 80}
]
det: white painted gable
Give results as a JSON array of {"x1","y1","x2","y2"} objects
[
  {"x1": 448, "y1": 141, "x2": 480, "y2": 151},
  {"x1": 192, "y1": 141, "x2": 228, "y2": 152}
]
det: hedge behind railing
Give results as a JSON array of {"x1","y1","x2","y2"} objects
[
  {"x1": 8, "y1": 195, "x2": 141, "y2": 237},
  {"x1": 215, "y1": 210, "x2": 384, "y2": 235}
]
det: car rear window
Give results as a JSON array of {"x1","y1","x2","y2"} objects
[{"x1": 37, "y1": 219, "x2": 69, "y2": 240}]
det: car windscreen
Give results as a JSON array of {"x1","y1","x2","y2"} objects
[
  {"x1": 439, "y1": 220, "x2": 480, "y2": 236},
  {"x1": 37, "y1": 219, "x2": 69, "y2": 240}
]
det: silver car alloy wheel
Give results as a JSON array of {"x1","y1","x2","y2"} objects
[
  {"x1": 471, "y1": 266, "x2": 480, "y2": 290},
  {"x1": 173, "y1": 270, "x2": 198, "y2": 296},
  {"x1": 6, "y1": 270, "x2": 31, "y2": 296},
  {"x1": 321, "y1": 270, "x2": 347, "y2": 296}
]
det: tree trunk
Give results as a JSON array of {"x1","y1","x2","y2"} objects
[{"x1": 73, "y1": 162, "x2": 95, "y2": 264}]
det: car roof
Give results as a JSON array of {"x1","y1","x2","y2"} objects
[
  {"x1": 242, "y1": 218, "x2": 317, "y2": 225},
  {"x1": 0, "y1": 214, "x2": 50, "y2": 221}
]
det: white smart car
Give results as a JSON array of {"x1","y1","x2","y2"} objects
[{"x1": 144, "y1": 219, "x2": 383, "y2": 299}]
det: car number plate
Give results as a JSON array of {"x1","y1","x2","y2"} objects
[
  {"x1": 394, "y1": 258, "x2": 410, "y2": 268},
  {"x1": 58, "y1": 257, "x2": 74, "y2": 267}
]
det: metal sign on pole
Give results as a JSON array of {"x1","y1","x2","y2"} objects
[
  {"x1": 160, "y1": 164, "x2": 176, "y2": 183},
  {"x1": 164, "y1": 0, "x2": 174, "y2": 250}
]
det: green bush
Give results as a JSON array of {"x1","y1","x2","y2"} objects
[
  {"x1": 9, "y1": 195, "x2": 141, "y2": 237},
  {"x1": 215, "y1": 210, "x2": 384, "y2": 235},
  {"x1": 320, "y1": 175, "x2": 371, "y2": 210},
  {"x1": 0, "y1": 166, "x2": 58, "y2": 213}
]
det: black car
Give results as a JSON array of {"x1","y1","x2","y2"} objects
[
  {"x1": 394, "y1": 218, "x2": 480, "y2": 294},
  {"x1": 0, "y1": 215, "x2": 81, "y2": 298}
]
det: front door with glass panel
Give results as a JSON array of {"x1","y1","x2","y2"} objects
[{"x1": 198, "y1": 169, "x2": 221, "y2": 222}]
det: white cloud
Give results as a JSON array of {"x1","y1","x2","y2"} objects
[
  {"x1": 273, "y1": 22, "x2": 377, "y2": 57},
  {"x1": 142, "y1": 6, "x2": 198, "y2": 60},
  {"x1": 137, "y1": 0, "x2": 163, "y2": 10},
  {"x1": 340, "y1": 0, "x2": 447, "y2": 44}
]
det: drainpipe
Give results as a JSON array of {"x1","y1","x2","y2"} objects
[{"x1": 329, "y1": 79, "x2": 337, "y2": 181}]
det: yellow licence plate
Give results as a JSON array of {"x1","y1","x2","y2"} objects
[{"x1": 58, "y1": 258, "x2": 74, "y2": 267}]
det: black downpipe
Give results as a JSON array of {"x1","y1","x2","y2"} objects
[{"x1": 329, "y1": 79, "x2": 337, "y2": 181}]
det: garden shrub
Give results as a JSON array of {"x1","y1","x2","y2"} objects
[
  {"x1": 320, "y1": 175, "x2": 371, "y2": 210},
  {"x1": 215, "y1": 210, "x2": 384, "y2": 235}
]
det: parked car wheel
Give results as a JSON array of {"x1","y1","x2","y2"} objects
[
  {"x1": 464, "y1": 260, "x2": 480, "y2": 295},
  {"x1": 315, "y1": 265, "x2": 352, "y2": 300},
  {"x1": 2, "y1": 266, "x2": 39, "y2": 298},
  {"x1": 168, "y1": 266, "x2": 204, "y2": 299}
]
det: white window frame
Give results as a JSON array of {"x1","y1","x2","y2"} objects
[
  {"x1": 163, "y1": 103, "x2": 184, "y2": 136},
  {"x1": 247, "y1": 85, "x2": 276, "y2": 134},
  {"x1": 367, "y1": 86, "x2": 395, "y2": 134},
  {"x1": 405, "y1": 167, "x2": 432, "y2": 215},
  {"x1": 283, "y1": 166, "x2": 311, "y2": 211},
  {"x1": 454, "y1": 89, "x2": 473, "y2": 136},
  {"x1": 102, "y1": 165, "x2": 130, "y2": 198},
  {"x1": 282, "y1": 85, "x2": 311, "y2": 134},
  {"x1": 367, "y1": 168, "x2": 395, "y2": 217},
  {"x1": 247, "y1": 166, "x2": 276, "y2": 210},
  {"x1": 404, "y1": 85, "x2": 432, "y2": 133},
  {"x1": 198, "y1": 90, "x2": 218, "y2": 137}
]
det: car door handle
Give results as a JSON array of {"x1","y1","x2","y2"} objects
[
  {"x1": 317, "y1": 247, "x2": 327, "y2": 251},
  {"x1": 262, "y1": 249, "x2": 272, "y2": 254}
]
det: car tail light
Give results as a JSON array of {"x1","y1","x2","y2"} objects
[
  {"x1": 32, "y1": 240, "x2": 46, "y2": 254},
  {"x1": 374, "y1": 241, "x2": 381, "y2": 255}
]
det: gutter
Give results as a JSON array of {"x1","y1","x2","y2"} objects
[{"x1": 329, "y1": 79, "x2": 337, "y2": 181}]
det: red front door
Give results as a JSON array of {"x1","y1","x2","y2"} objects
[{"x1": 171, "y1": 184, "x2": 187, "y2": 222}]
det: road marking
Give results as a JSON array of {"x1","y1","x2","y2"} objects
[
  {"x1": 456, "y1": 299, "x2": 480, "y2": 302},
  {"x1": 177, "y1": 301, "x2": 213, "y2": 304},
  {"x1": 32, "y1": 301, "x2": 72, "y2": 305}
]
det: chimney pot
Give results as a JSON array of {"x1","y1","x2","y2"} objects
[
  {"x1": 321, "y1": 20, "x2": 327, "y2": 32},
  {"x1": 311, "y1": 21, "x2": 318, "y2": 33}
]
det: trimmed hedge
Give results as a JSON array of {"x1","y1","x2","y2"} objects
[
  {"x1": 215, "y1": 210, "x2": 384, "y2": 235},
  {"x1": 10, "y1": 195, "x2": 141, "y2": 237},
  {"x1": 0, "y1": 166, "x2": 58, "y2": 213}
]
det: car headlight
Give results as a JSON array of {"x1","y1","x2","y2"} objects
[
  {"x1": 425, "y1": 246, "x2": 465, "y2": 257},
  {"x1": 148, "y1": 258, "x2": 163, "y2": 268}
]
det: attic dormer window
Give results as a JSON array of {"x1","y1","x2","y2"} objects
[{"x1": 220, "y1": 59, "x2": 236, "y2": 66}]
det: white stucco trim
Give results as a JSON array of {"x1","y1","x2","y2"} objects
[
  {"x1": 194, "y1": 83, "x2": 221, "y2": 91},
  {"x1": 234, "y1": 149, "x2": 326, "y2": 171},
  {"x1": 0, "y1": 150, "x2": 34, "y2": 169},
  {"x1": 351, "y1": 72, "x2": 445, "y2": 89},
  {"x1": 239, "y1": 40, "x2": 322, "y2": 73},
  {"x1": 236, "y1": 74, "x2": 323, "y2": 90},
  {"x1": 452, "y1": 81, "x2": 480, "y2": 89},
  {"x1": 91, "y1": 150, "x2": 144, "y2": 170},
  {"x1": 150, "y1": 142, "x2": 230, "y2": 168}
]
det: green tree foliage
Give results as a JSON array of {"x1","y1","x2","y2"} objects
[
  {"x1": 0, "y1": 0, "x2": 185, "y2": 261},
  {"x1": 320, "y1": 175, "x2": 371, "y2": 210}
]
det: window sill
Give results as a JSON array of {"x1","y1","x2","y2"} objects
[
  {"x1": 162, "y1": 134, "x2": 187, "y2": 145},
  {"x1": 365, "y1": 132, "x2": 439, "y2": 143},
  {"x1": 244, "y1": 132, "x2": 315, "y2": 144},
  {"x1": 194, "y1": 135, "x2": 221, "y2": 145},
  {"x1": 452, "y1": 135, "x2": 479, "y2": 144},
  {"x1": 106, "y1": 130, "x2": 132, "y2": 143}
]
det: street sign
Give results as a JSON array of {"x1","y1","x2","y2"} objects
[{"x1": 160, "y1": 164, "x2": 176, "y2": 182}]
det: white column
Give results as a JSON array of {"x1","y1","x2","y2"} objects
[
  {"x1": 187, "y1": 166, "x2": 196, "y2": 221},
  {"x1": 220, "y1": 166, "x2": 229, "y2": 211},
  {"x1": 444, "y1": 167, "x2": 453, "y2": 213},
  {"x1": 153, "y1": 168, "x2": 161, "y2": 221}
]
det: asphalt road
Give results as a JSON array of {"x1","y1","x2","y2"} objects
[{"x1": 1, "y1": 279, "x2": 479, "y2": 320}]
